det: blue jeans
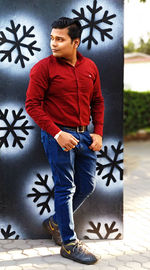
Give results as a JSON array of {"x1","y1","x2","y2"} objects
[{"x1": 41, "y1": 127, "x2": 97, "y2": 244}]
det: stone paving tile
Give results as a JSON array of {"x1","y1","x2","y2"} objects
[
  {"x1": 33, "y1": 247, "x2": 50, "y2": 256},
  {"x1": 4, "y1": 267, "x2": 22, "y2": 270},
  {"x1": 9, "y1": 253, "x2": 28, "y2": 260},
  {"x1": 13, "y1": 256, "x2": 47, "y2": 267},
  {"x1": 108, "y1": 259, "x2": 126, "y2": 268},
  {"x1": 125, "y1": 245, "x2": 148, "y2": 253},
  {"x1": 82, "y1": 264, "x2": 104, "y2": 270},
  {"x1": 0, "y1": 240, "x2": 14, "y2": 245},
  {"x1": 26, "y1": 240, "x2": 54, "y2": 248},
  {"x1": 0, "y1": 248, "x2": 6, "y2": 253},
  {"x1": 142, "y1": 262, "x2": 150, "y2": 269},
  {"x1": 1, "y1": 243, "x2": 21, "y2": 250},
  {"x1": 105, "y1": 248, "x2": 124, "y2": 257},
  {"x1": 115, "y1": 255, "x2": 134, "y2": 263},
  {"x1": 32, "y1": 264, "x2": 55, "y2": 269},
  {"x1": 91, "y1": 266, "x2": 116, "y2": 270},
  {"x1": 66, "y1": 264, "x2": 84, "y2": 270},
  {"x1": 15, "y1": 264, "x2": 35, "y2": 270},
  {"x1": 117, "y1": 267, "x2": 133, "y2": 270},
  {"x1": 22, "y1": 249, "x2": 39, "y2": 257},
  {"x1": 47, "y1": 247, "x2": 60, "y2": 255},
  {"x1": 101, "y1": 254, "x2": 118, "y2": 260},
  {"x1": 0, "y1": 267, "x2": 19, "y2": 270},
  {"x1": 126, "y1": 262, "x2": 142, "y2": 269},
  {"x1": 0, "y1": 260, "x2": 19, "y2": 268},
  {"x1": 131, "y1": 255, "x2": 149, "y2": 264},
  {"x1": 46, "y1": 264, "x2": 68, "y2": 270},
  {"x1": 97, "y1": 261, "x2": 112, "y2": 268},
  {"x1": 42, "y1": 254, "x2": 65, "y2": 264},
  {"x1": 0, "y1": 253, "x2": 12, "y2": 261}
]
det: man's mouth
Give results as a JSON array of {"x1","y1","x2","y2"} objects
[{"x1": 52, "y1": 49, "x2": 59, "y2": 52}]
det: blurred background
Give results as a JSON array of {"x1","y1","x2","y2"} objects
[{"x1": 124, "y1": 0, "x2": 150, "y2": 140}]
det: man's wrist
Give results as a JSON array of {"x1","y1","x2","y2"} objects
[
  {"x1": 93, "y1": 133, "x2": 102, "y2": 138},
  {"x1": 54, "y1": 131, "x2": 62, "y2": 141}
]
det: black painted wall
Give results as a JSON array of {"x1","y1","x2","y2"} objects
[{"x1": 0, "y1": 0, "x2": 123, "y2": 240}]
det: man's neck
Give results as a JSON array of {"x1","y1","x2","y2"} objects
[{"x1": 62, "y1": 51, "x2": 77, "y2": 67}]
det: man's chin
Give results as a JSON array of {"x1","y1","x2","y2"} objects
[{"x1": 52, "y1": 52, "x2": 62, "y2": 57}]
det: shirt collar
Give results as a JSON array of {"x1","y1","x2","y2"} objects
[
  {"x1": 76, "y1": 51, "x2": 84, "y2": 66},
  {"x1": 53, "y1": 51, "x2": 84, "y2": 67}
]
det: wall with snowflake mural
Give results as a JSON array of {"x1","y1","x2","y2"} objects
[{"x1": 0, "y1": 0, "x2": 123, "y2": 240}]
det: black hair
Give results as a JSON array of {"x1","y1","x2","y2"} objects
[{"x1": 51, "y1": 17, "x2": 82, "y2": 42}]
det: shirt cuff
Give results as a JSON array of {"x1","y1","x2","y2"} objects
[
  {"x1": 54, "y1": 130, "x2": 62, "y2": 140},
  {"x1": 94, "y1": 124, "x2": 103, "y2": 137}
]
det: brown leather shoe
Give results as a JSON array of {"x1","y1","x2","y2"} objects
[
  {"x1": 43, "y1": 216, "x2": 62, "y2": 246},
  {"x1": 60, "y1": 240, "x2": 100, "y2": 264}
]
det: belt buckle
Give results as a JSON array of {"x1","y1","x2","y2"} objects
[{"x1": 77, "y1": 126, "x2": 84, "y2": 133}]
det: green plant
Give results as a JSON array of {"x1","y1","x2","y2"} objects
[{"x1": 124, "y1": 90, "x2": 150, "y2": 135}]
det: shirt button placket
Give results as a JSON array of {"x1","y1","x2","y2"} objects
[{"x1": 73, "y1": 67, "x2": 81, "y2": 126}]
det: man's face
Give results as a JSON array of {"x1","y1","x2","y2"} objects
[{"x1": 50, "y1": 27, "x2": 79, "y2": 58}]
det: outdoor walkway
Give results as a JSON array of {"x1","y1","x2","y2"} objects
[{"x1": 0, "y1": 140, "x2": 150, "y2": 270}]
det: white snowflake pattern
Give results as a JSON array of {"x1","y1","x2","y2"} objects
[
  {"x1": 27, "y1": 173, "x2": 54, "y2": 215},
  {"x1": 84, "y1": 220, "x2": 122, "y2": 240},
  {"x1": 0, "y1": 20, "x2": 41, "y2": 68},
  {"x1": 96, "y1": 141, "x2": 123, "y2": 186},
  {"x1": 0, "y1": 108, "x2": 34, "y2": 149},
  {"x1": 1, "y1": 224, "x2": 19, "y2": 239},
  {"x1": 72, "y1": 0, "x2": 116, "y2": 49}
]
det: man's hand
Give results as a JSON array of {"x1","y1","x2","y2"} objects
[
  {"x1": 89, "y1": 134, "x2": 102, "y2": 151},
  {"x1": 56, "y1": 131, "x2": 79, "y2": 151}
]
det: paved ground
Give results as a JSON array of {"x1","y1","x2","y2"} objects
[{"x1": 0, "y1": 140, "x2": 150, "y2": 270}]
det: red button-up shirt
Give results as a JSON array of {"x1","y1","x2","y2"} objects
[{"x1": 25, "y1": 52, "x2": 104, "y2": 137}]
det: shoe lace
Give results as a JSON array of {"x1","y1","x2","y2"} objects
[{"x1": 73, "y1": 240, "x2": 88, "y2": 253}]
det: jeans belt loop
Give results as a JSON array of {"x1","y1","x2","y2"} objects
[{"x1": 77, "y1": 126, "x2": 86, "y2": 132}]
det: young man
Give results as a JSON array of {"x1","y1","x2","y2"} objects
[{"x1": 25, "y1": 17, "x2": 104, "y2": 265}]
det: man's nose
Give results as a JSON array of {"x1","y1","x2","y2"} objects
[{"x1": 51, "y1": 39, "x2": 57, "y2": 47}]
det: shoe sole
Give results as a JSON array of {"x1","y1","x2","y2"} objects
[
  {"x1": 43, "y1": 220, "x2": 62, "y2": 246},
  {"x1": 60, "y1": 250, "x2": 98, "y2": 265}
]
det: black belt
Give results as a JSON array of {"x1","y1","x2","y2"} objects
[{"x1": 56, "y1": 124, "x2": 87, "y2": 133}]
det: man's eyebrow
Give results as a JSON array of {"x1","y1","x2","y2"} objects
[{"x1": 50, "y1": 34, "x2": 65, "y2": 38}]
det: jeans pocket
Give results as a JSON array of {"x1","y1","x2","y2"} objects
[
  {"x1": 41, "y1": 130, "x2": 54, "y2": 144},
  {"x1": 41, "y1": 129, "x2": 46, "y2": 143},
  {"x1": 85, "y1": 131, "x2": 92, "y2": 145}
]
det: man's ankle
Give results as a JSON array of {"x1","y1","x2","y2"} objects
[{"x1": 63, "y1": 239, "x2": 77, "y2": 245}]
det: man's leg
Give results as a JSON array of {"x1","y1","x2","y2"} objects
[
  {"x1": 59, "y1": 131, "x2": 99, "y2": 264},
  {"x1": 41, "y1": 129, "x2": 99, "y2": 264},
  {"x1": 73, "y1": 131, "x2": 97, "y2": 212},
  {"x1": 41, "y1": 130, "x2": 77, "y2": 244}
]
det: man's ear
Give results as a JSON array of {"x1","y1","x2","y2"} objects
[{"x1": 74, "y1": 39, "x2": 80, "y2": 48}]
